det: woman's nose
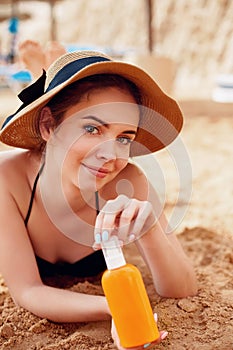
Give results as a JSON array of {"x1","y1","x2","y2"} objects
[{"x1": 95, "y1": 140, "x2": 117, "y2": 161}]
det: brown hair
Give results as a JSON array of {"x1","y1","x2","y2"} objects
[{"x1": 46, "y1": 74, "x2": 142, "y2": 126}]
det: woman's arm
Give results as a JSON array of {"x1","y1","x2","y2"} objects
[
  {"x1": 0, "y1": 173, "x2": 110, "y2": 323},
  {"x1": 133, "y1": 166, "x2": 197, "y2": 297},
  {"x1": 20, "y1": 285, "x2": 110, "y2": 322},
  {"x1": 135, "y1": 213, "x2": 197, "y2": 298},
  {"x1": 97, "y1": 163, "x2": 197, "y2": 298}
]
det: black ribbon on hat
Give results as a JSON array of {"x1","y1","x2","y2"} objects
[
  {"x1": 1, "y1": 70, "x2": 46, "y2": 129},
  {"x1": 1, "y1": 55, "x2": 111, "y2": 130}
]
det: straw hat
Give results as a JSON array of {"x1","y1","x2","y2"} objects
[{"x1": 0, "y1": 50, "x2": 183, "y2": 156}]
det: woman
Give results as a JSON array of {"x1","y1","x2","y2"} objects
[{"x1": 0, "y1": 50, "x2": 197, "y2": 349}]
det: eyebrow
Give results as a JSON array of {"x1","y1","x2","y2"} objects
[{"x1": 82, "y1": 115, "x2": 137, "y2": 135}]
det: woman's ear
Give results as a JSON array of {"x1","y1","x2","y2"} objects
[{"x1": 39, "y1": 107, "x2": 55, "y2": 141}]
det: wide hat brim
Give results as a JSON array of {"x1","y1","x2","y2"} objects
[{"x1": 0, "y1": 53, "x2": 183, "y2": 156}]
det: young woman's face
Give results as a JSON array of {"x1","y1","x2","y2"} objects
[{"x1": 53, "y1": 87, "x2": 140, "y2": 192}]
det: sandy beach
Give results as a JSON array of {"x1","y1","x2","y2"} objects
[{"x1": 0, "y1": 88, "x2": 232, "y2": 349}]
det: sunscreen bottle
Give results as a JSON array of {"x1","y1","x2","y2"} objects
[{"x1": 101, "y1": 236, "x2": 160, "y2": 348}]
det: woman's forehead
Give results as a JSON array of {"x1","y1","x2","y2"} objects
[{"x1": 65, "y1": 101, "x2": 140, "y2": 127}]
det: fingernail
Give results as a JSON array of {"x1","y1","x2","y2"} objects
[
  {"x1": 161, "y1": 331, "x2": 168, "y2": 340},
  {"x1": 95, "y1": 233, "x2": 101, "y2": 244},
  {"x1": 153, "y1": 312, "x2": 158, "y2": 322},
  {"x1": 143, "y1": 343, "x2": 151, "y2": 349},
  {"x1": 102, "y1": 230, "x2": 109, "y2": 241}
]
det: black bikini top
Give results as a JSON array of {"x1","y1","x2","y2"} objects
[{"x1": 24, "y1": 163, "x2": 106, "y2": 278}]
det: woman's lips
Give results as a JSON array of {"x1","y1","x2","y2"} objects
[{"x1": 82, "y1": 164, "x2": 110, "y2": 178}]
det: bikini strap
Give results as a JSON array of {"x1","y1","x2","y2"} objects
[
  {"x1": 24, "y1": 162, "x2": 45, "y2": 227},
  {"x1": 95, "y1": 190, "x2": 100, "y2": 215}
]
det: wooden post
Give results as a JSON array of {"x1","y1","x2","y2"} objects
[
  {"x1": 49, "y1": 0, "x2": 56, "y2": 41},
  {"x1": 146, "y1": 0, "x2": 153, "y2": 53}
]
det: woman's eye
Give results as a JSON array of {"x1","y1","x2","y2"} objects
[
  {"x1": 117, "y1": 136, "x2": 133, "y2": 145},
  {"x1": 84, "y1": 125, "x2": 99, "y2": 135}
]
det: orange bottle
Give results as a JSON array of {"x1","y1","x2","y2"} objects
[{"x1": 101, "y1": 236, "x2": 160, "y2": 348}]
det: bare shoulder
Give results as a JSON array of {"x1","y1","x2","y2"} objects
[
  {"x1": 0, "y1": 148, "x2": 27, "y2": 166},
  {"x1": 0, "y1": 148, "x2": 39, "y2": 174},
  {"x1": 0, "y1": 149, "x2": 25, "y2": 184},
  {"x1": 0, "y1": 148, "x2": 42, "y2": 222},
  {"x1": 0, "y1": 148, "x2": 41, "y2": 196}
]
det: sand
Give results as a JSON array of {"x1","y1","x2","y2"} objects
[{"x1": 0, "y1": 89, "x2": 232, "y2": 349}]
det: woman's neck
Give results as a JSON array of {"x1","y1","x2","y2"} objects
[{"x1": 62, "y1": 180, "x2": 96, "y2": 214}]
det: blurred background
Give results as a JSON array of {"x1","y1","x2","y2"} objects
[
  {"x1": 0, "y1": 5, "x2": 232, "y2": 350},
  {"x1": 0, "y1": 0, "x2": 232, "y2": 100}
]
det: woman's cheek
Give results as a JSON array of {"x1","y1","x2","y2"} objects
[{"x1": 116, "y1": 158, "x2": 128, "y2": 172}]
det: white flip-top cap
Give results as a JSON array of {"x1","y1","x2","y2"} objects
[{"x1": 101, "y1": 236, "x2": 126, "y2": 270}]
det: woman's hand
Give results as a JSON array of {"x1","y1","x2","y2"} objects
[
  {"x1": 93, "y1": 195, "x2": 156, "y2": 248},
  {"x1": 111, "y1": 314, "x2": 168, "y2": 350}
]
